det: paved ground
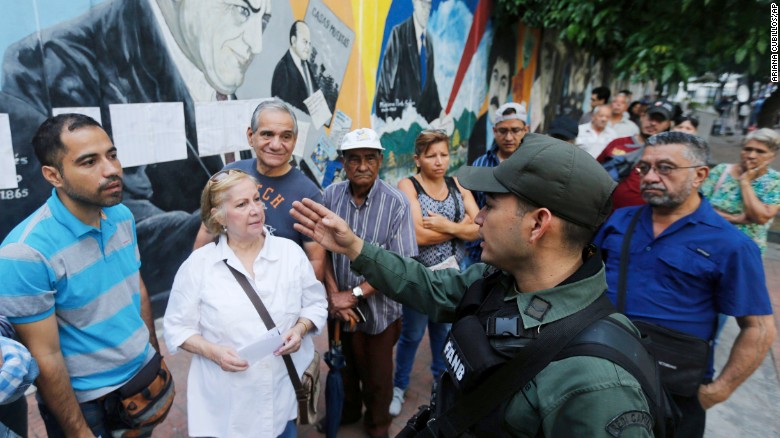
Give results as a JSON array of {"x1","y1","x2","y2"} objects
[
  {"x1": 704, "y1": 244, "x2": 780, "y2": 438},
  {"x1": 22, "y1": 132, "x2": 780, "y2": 437}
]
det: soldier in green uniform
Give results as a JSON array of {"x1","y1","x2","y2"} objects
[{"x1": 291, "y1": 134, "x2": 653, "y2": 437}]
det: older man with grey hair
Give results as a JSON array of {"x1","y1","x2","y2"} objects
[
  {"x1": 595, "y1": 131, "x2": 775, "y2": 437},
  {"x1": 194, "y1": 99, "x2": 325, "y2": 279},
  {"x1": 608, "y1": 92, "x2": 640, "y2": 137},
  {"x1": 576, "y1": 104, "x2": 617, "y2": 158}
]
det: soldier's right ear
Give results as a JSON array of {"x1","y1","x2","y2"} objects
[{"x1": 41, "y1": 165, "x2": 63, "y2": 188}]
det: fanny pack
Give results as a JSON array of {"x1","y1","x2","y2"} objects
[
  {"x1": 106, "y1": 351, "x2": 175, "y2": 437},
  {"x1": 617, "y1": 207, "x2": 710, "y2": 397}
]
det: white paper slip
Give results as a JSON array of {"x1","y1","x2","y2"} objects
[
  {"x1": 0, "y1": 114, "x2": 17, "y2": 189},
  {"x1": 109, "y1": 102, "x2": 187, "y2": 167},
  {"x1": 237, "y1": 328, "x2": 283, "y2": 364},
  {"x1": 304, "y1": 89, "x2": 333, "y2": 128}
]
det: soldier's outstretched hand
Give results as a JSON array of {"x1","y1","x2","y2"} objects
[{"x1": 292, "y1": 198, "x2": 364, "y2": 260}]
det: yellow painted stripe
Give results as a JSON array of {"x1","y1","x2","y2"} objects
[{"x1": 351, "y1": 0, "x2": 393, "y2": 114}]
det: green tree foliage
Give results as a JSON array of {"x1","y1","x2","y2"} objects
[{"x1": 495, "y1": 0, "x2": 772, "y2": 85}]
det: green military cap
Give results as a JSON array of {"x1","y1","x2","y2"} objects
[{"x1": 456, "y1": 133, "x2": 617, "y2": 230}]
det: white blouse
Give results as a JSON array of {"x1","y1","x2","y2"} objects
[{"x1": 163, "y1": 235, "x2": 327, "y2": 437}]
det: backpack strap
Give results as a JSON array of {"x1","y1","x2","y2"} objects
[
  {"x1": 427, "y1": 294, "x2": 617, "y2": 437},
  {"x1": 444, "y1": 176, "x2": 463, "y2": 223},
  {"x1": 556, "y1": 317, "x2": 672, "y2": 437},
  {"x1": 617, "y1": 206, "x2": 645, "y2": 312},
  {"x1": 409, "y1": 176, "x2": 424, "y2": 196},
  {"x1": 445, "y1": 177, "x2": 463, "y2": 255}
]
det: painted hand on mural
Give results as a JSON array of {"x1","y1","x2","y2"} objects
[{"x1": 429, "y1": 111, "x2": 455, "y2": 136}]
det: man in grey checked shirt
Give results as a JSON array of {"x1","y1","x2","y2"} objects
[{"x1": 320, "y1": 128, "x2": 417, "y2": 438}]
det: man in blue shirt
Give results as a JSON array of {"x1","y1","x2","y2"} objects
[
  {"x1": 594, "y1": 131, "x2": 775, "y2": 437},
  {"x1": 0, "y1": 114, "x2": 159, "y2": 437},
  {"x1": 193, "y1": 99, "x2": 326, "y2": 280}
]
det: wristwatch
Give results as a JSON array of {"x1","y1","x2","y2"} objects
[{"x1": 352, "y1": 286, "x2": 364, "y2": 298}]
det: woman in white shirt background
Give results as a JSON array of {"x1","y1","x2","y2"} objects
[{"x1": 163, "y1": 169, "x2": 327, "y2": 437}]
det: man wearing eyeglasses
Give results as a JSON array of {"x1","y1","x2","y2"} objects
[
  {"x1": 594, "y1": 132, "x2": 775, "y2": 437},
  {"x1": 465, "y1": 102, "x2": 528, "y2": 266}
]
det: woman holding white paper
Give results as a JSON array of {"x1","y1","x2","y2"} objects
[{"x1": 163, "y1": 169, "x2": 327, "y2": 438}]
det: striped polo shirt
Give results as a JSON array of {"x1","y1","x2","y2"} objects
[
  {"x1": 324, "y1": 179, "x2": 417, "y2": 335},
  {"x1": 0, "y1": 189, "x2": 150, "y2": 401}
]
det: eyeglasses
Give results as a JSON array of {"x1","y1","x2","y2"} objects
[
  {"x1": 634, "y1": 163, "x2": 704, "y2": 176},
  {"x1": 496, "y1": 127, "x2": 524, "y2": 137},
  {"x1": 209, "y1": 169, "x2": 248, "y2": 183}
]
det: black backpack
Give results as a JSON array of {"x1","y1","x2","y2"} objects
[
  {"x1": 397, "y1": 295, "x2": 678, "y2": 437},
  {"x1": 557, "y1": 316, "x2": 680, "y2": 437}
]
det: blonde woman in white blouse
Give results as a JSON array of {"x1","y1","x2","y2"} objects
[{"x1": 163, "y1": 169, "x2": 327, "y2": 438}]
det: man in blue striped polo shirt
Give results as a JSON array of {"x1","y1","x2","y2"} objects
[{"x1": 0, "y1": 114, "x2": 159, "y2": 437}]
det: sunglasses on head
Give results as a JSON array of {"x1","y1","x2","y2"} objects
[{"x1": 209, "y1": 169, "x2": 248, "y2": 183}]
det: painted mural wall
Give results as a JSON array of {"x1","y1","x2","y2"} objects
[{"x1": 0, "y1": 0, "x2": 605, "y2": 299}]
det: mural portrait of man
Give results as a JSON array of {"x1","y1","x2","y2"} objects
[
  {"x1": 0, "y1": 0, "x2": 272, "y2": 309},
  {"x1": 374, "y1": 0, "x2": 442, "y2": 123},
  {"x1": 467, "y1": 28, "x2": 516, "y2": 164},
  {"x1": 271, "y1": 20, "x2": 320, "y2": 114}
]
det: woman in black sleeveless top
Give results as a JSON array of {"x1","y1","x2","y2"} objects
[{"x1": 389, "y1": 130, "x2": 480, "y2": 416}]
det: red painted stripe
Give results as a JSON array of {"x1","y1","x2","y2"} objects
[{"x1": 445, "y1": 0, "x2": 493, "y2": 114}]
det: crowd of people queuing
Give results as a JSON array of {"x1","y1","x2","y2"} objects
[{"x1": 0, "y1": 89, "x2": 777, "y2": 438}]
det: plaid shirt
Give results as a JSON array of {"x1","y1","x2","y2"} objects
[
  {"x1": 0, "y1": 336, "x2": 38, "y2": 404},
  {"x1": 324, "y1": 179, "x2": 417, "y2": 335},
  {"x1": 0, "y1": 317, "x2": 13, "y2": 339}
]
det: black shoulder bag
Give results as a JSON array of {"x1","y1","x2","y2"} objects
[{"x1": 617, "y1": 207, "x2": 711, "y2": 397}]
